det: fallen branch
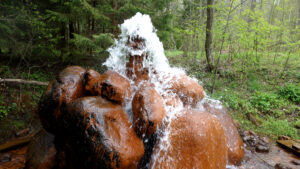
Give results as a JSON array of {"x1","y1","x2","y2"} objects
[
  {"x1": 0, "y1": 130, "x2": 41, "y2": 152},
  {"x1": 0, "y1": 78, "x2": 48, "y2": 86},
  {"x1": 0, "y1": 136, "x2": 31, "y2": 152}
]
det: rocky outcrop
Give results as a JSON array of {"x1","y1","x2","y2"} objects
[
  {"x1": 151, "y1": 111, "x2": 228, "y2": 169},
  {"x1": 132, "y1": 83, "x2": 166, "y2": 138},
  {"x1": 168, "y1": 74, "x2": 204, "y2": 107},
  {"x1": 85, "y1": 70, "x2": 131, "y2": 104},
  {"x1": 38, "y1": 66, "x2": 86, "y2": 134},
  {"x1": 101, "y1": 70, "x2": 132, "y2": 104},
  {"x1": 84, "y1": 68, "x2": 104, "y2": 96},
  {"x1": 203, "y1": 102, "x2": 244, "y2": 165},
  {"x1": 60, "y1": 96, "x2": 144, "y2": 169}
]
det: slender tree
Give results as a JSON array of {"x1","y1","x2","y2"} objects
[{"x1": 205, "y1": 0, "x2": 215, "y2": 71}]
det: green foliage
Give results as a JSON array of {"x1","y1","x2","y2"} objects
[
  {"x1": 0, "y1": 96, "x2": 17, "y2": 120},
  {"x1": 219, "y1": 91, "x2": 241, "y2": 110},
  {"x1": 250, "y1": 92, "x2": 284, "y2": 113},
  {"x1": 278, "y1": 84, "x2": 300, "y2": 104},
  {"x1": 262, "y1": 116, "x2": 298, "y2": 139},
  {"x1": 0, "y1": 65, "x2": 12, "y2": 77},
  {"x1": 0, "y1": 0, "x2": 175, "y2": 63}
]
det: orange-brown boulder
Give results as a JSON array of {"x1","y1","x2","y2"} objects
[
  {"x1": 61, "y1": 96, "x2": 144, "y2": 169},
  {"x1": 25, "y1": 129, "x2": 56, "y2": 169},
  {"x1": 38, "y1": 66, "x2": 86, "y2": 134},
  {"x1": 84, "y1": 68, "x2": 104, "y2": 96},
  {"x1": 132, "y1": 83, "x2": 166, "y2": 138},
  {"x1": 151, "y1": 111, "x2": 228, "y2": 169},
  {"x1": 203, "y1": 102, "x2": 244, "y2": 165},
  {"x1": 167, "y1": 74, "x2": 204, "y2": 107},
  {"x1": 163, "y1": 95, "x2": 181, "y2": 108},
  {"x1": 85, "y1": 70, "x2": 131, "y2": 104},
  {"x1": 101, "y1": 70, "x2": 131, "y2": 104},
  {"x1": 126, "y1": 54, "x2": 149, "y2": 84}
]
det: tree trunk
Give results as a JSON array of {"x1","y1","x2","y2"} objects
[
  {"x1": 170, "y1": 18, "x2": 177, "y2": 50},
  {"x1": 205, "y1": 0, "x2": 215, "y2": 72},
  {"x1": 297, "y1": 0, "x2": 300, "y2": 27}
]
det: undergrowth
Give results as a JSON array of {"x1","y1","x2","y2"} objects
[{"x1": 167, "y1": 50, "x2": 300, "y2": 140}]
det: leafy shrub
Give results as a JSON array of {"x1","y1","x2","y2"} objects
[
  {"x1": 278, "y1": 84, "x2": 300, "y2": 104},
  {"x1": 247, "y1": 80, "x2": 262, "y2": 92},
  {"x1": 250, "y1": 92, "x2": 282, "y2": 113},
  {"x1": 262, "y1": 116, "x2": 298, "y2": 139},
  {"x1": 0, "y1": 105, "x2": 9, "y2": 120},
  {"x1": 215, "y1": 90, "x2": 243, "y2": 110},
  {"x1": 0, "y1": 65, "x2": 12, "y2": 77},
  {"x1": 0, "y1": 96, "x2": 17, "y2": 120}
]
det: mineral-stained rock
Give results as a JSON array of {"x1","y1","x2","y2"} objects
[
  {"x1": 85, "y1": 70, "x2": 131, "y2": 104},
  {"x1": 125, "y1": 36, "x2": 150, "y2": 84},
  {"x1": 167, "y1": 74, "x2": 204, "y2": 106},
  {"x1": 38, "y1": 66, "x2": 86, "y2": 134},
  {"x1": 203, "y1": 102, "x2": 244, "y2": 165},
  {"x1": 126, "y1": 54, "x2": 150, "y2": 84},
  {"x1": 84, "y1": 68, "x2": 105, "y2": 96},
  {"x1": 163, "y1": 95, "x2": 181, "y2": 108},
  {"x1": 151, "y1": 111, "x2": 228, "y2": 169},
  {"x1": 101, "y1": 70, "x2": 131, "y2": 104},
  {"x1": 25, "y1": 129, "x2": 56, "y2": 169},
  {"x1": 132, "y1": 83, "x2": 166, "y2": 138},
  {"x1": 61, "y1": 96, "x2": 144, "y2": 169}
]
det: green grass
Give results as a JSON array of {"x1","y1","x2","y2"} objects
[
  {"x1": 164, "y1": 50, "x2": 184, "y2": 57},
  {"x1": 166, "y1": 50, "x2": 300, "y2": 140}
]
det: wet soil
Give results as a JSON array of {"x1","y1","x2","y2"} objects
[{"x1": 0, "y1": 142, "x2": 299, "y2": 169}]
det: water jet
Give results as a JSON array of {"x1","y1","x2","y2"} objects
[{"x1": 33, "y1": 12, "x2": 244, "y2": 169}]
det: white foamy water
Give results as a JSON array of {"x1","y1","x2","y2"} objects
[
  {"x1": 103, "y1": 12, "x2": 234, "y2": 169},
  {"x1": 104, "y1": 12, "x2": 171, "y2": 74}
]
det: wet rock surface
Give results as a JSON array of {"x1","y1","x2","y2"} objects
[
  {"x1": 151, "y1": 111, "x2": 228, "y2": 169},
  {"x1": 168, "y1": 74, "x2": 204, "y2": 107},
  {"x1": 238, "y1": 130, "x2": 300, "y2": 169},
  {"x1": 203, "y1": 102, "x2": 244, "y2": 165},
  {"x1": 132, "y1": 83, "x2": 166, "y2": 138},
  {"x1": 61, "y1": 96, "x2": 144, "y2": 169},
  {"x1": 241, "y1": 130, "x2": 270, "y2": 153},
  {"x1": 38, "y1": 66, "x2": 86, "y2": 134},
  {"x1": 0, "y1": 146, "x2": 27, "y2": 169},
  {"x1": 100, "y1": 70, "x2": 132, "y2": 104}
]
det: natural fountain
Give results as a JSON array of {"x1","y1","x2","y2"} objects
[{"x1": 31, "y1": 13, "x2": 244, "y2": 169}]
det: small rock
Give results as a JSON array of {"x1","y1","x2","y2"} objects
[
  {"x1": 261, "y1": 137, "x2": 270, "y2": 144},
  {"x1": 243, "y1": 135, "x2": 257, "y2": 147},
  {"x1": 275, "y1": 163, "x2": 292, "y2": 169},
  {"x1": 255, "y1": 145, "x2": 269, "y2": 153},
  {"x1": 278, "y1": 135, "x2": 291, "y2": 140},
  {"x1": 248, "y1": 130, "x2": 257, "y2": 136},
  {"x1": 0, "y1": 154, "x2": 11, "y2": 163},
  {"x1": 292, "y1": 142, "x2": 300, "y2": 151},
  {"x1": 291, "y1": 160, "x2": 300, "y2": 165},
  {"x1": 15, "y1": 128, "x2": 30, "y2": 137}
]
